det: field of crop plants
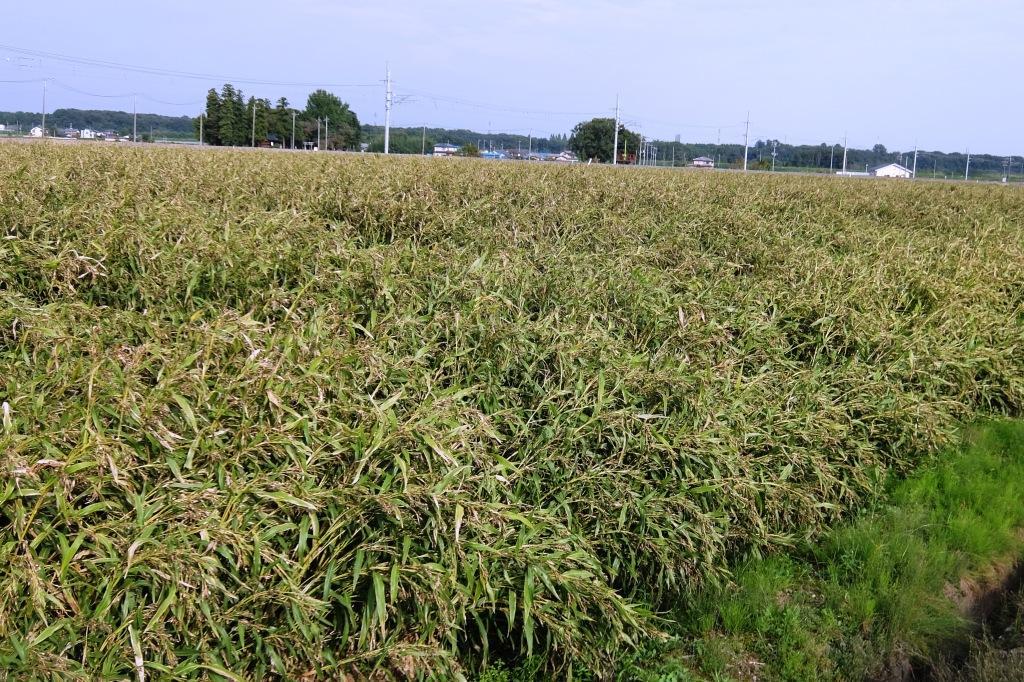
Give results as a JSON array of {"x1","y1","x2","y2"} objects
[{"x1": 1, "y1": 143, "x2": 1023, "y2": 679}]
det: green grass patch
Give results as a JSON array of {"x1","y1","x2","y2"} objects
[{"x1": 627, "y1": 420, "x2": 1024, "y2": 681}]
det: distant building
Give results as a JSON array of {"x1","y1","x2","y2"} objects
[
  {"x1": 692, "y1": 156, "x2": 715, "y2": 168},
  {"x1": 258, "y1": 133, "x2": 281, "y2": 148},
  {"x1": 29, "y1": 126, "x2": 43, "y2": 137},
  {"x1": 433, "y1": 142, "x2": 459, "y2": 157},
  {"x1": 80, "y1": 128, "x2": 97, "y2": 140},
  {"x1": 548, "y1": 150, "x2": 577, "y2": 163},
  {"x1": 63, "y1": 128, "x2": 80, "y2": 139},
  {"x1": 480, "y1": 150, "x2": 507, "y2": 160},
  {"x1": 870, "y1": 163, "x2": 913, "y2": 179},
  {"x1": 0, "y1": 124, "x2": 5, "y2": 131}
]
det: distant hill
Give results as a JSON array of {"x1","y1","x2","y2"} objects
[{"x1": 0, "y1": 108, "x2": 195, "y2": 137}]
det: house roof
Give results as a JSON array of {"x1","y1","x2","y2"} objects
[
  {"x1": 434, "y1": 142, "x2": 458, "y2": 149},
  {"x1": 870, "y1": 163, "x2": 911, "y2": 173},
  {"x1": 692, "y1": 156, "x2": 714, "y2": 162}
]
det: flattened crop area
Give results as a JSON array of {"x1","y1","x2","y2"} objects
[{"x1": 1, "y1": 144, "x2": 1022, "y2": 679}]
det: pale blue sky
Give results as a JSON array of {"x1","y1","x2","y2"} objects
[{"x1": 1, "y1": 1, "x2": 1020, "y2": 153}]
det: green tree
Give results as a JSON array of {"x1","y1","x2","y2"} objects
[
  {"x1": 304, "y1": 90, "x2": 360, "y2": 150},
  {"x1": 368, "y1": 132, "x2": 430, "y2": 154},
  {"x1": 246, "y1": 97, "x2": 272, "y2": 146},
  {"x1": 217, "y1": 84, "x2": 247, "y2": 147},
  {"x1": 196, "y1": 88, "x2": 221, "y2": 145},
  {"x1": 569, "y1": 118, "x2": 639, "y2": 163},
  {"x1": 459, "y1": 143, "x2": 480, "y2": 157},
  {"x1": 271, "y1": 97, "x2": 294, "y2": 148}
]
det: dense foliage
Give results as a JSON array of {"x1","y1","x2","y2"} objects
[
  {"x1": 569, "y1": 117, "x2": 640, "y2": 163},
  {"x1": 1, "y1": 144, "x2": 1022, "y2": 679},
  {"x1": 197, "y1": 84, "x2": 360, "y2": 149}
]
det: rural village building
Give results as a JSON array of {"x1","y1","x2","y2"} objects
[
  {"x1": 433, "y1": 142, "x2": 459, "y2": 157},
  {"x1": 870, "y1": 163, "x2": 913, "y2": 179},
  {"x1": 692, "y1": 156, "x2": 715, "y2": 168},
  {"x1": 29, "y1": 126, "x2": 43, "y2": 137}
]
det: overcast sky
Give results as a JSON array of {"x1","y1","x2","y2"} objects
[{"x1": 1, "y1": 1, "x2": 1020, "y2": 153}]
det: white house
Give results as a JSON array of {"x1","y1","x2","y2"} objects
[
  {"x1": 692, "y1": 156, "x2": 715, "y2": 168},
  {"x1": 29, "y1": 126, "x2": 43, "y2": 138},
  {"x1": 433, "y1": 142, "x2": 459, "y2": 157},
  {"x1": 80, "y1": 128, "x2": 97, "y2": 140},
  {"x1": 871, "y1": 163, "x2": 913, "y2": 179},
  {"x1": 0, "y1": 124, "x2": 5, "y2": 131}
]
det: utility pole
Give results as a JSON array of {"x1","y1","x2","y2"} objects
[
  {"x1": 384, "y1": 64, "x2": 392, "y2": 154},
  {"x1": 671, "y1": 145, "x2": 675, "y2": 167},
  {"x1": 317, "y1": 118, "x2": 321, "y2": 150},
  {"x1": 251, "y1": 100, "x2": 256, "y2": 147},
  {"x1": 527, "y1": 130, "x2": 532, "y2": 159},
  {"x1": 771, "y1": 140, "x2": 778, "y2": 172},
  {"x1": 41, "y1": 79, "x2": 47, "y2": 138},
  {"x1": 912, "y1": 144, "x2": 918, "y2": 179},
  {"x1": 421, "y1": 125, "x2": 426, "y2": 155},
  {"x1": 612, "y1": 94, "x2": 620, "y2": 165},
  {"x1": 842, "y1": 134, "x2": 848, "y2": 175},
  {"x1": 965, "y1": 149, "x2": 971, "y2": 181},
  {"x1": 829, "y1": 144, "x2": 835, "y2": 173},
  {"x1": 324, "y1": 117, "x2": 329, "y2": 151},
  {"x1": 291, "y1": 111, "x2": 296, "y2": 149},
  {"x1": 199, "y1": 112, "x2": 204, "y2": 145},
  {"x1": 132, "y1": 95, "x2": 137, "y2": 143},
  {"x1": 743, "y1": 112, "x2": 750, "y2": 171}
]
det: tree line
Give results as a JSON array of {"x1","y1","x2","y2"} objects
[
  {"x1": 566, "y1": 117, "x2": 1019, "y2": 176},
  {"x1": 650, "y1": 138, "x2": 1019, "y2": 177},
  {"x1": 359, "y1": 126, "x2": 569, "y2": 155},
  {"x1": 0, "y1": 109, "x2": 193, "y2": 137},
  {"x1": 197, "y1": 85, "x2": 360, "y2": 149}
]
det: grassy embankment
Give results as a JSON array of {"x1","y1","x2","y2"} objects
[
  {"x1": 601, "y1": 419, "x2": 1024, "y2": 681},
  {"x1": 1, "y1": 145, "x2": 1022, "y2": 679}
]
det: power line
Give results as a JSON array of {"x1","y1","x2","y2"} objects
[
  {"x1": 395, "y1": 85, "x2": 603, "y2": 118},
  {"x1": 0, "y1": 43, "x2": 380, "y2": 88}
]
